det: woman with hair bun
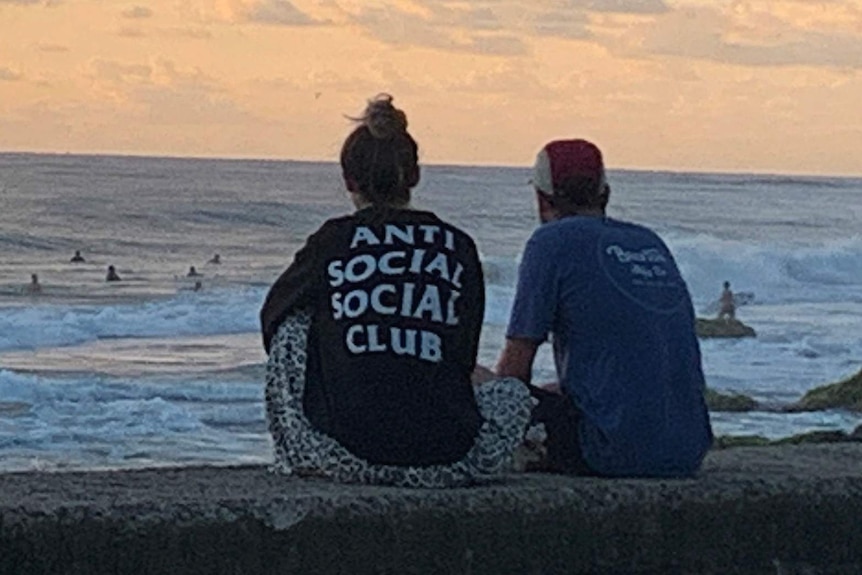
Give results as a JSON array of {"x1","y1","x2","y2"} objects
[{"x1": 260, "y1": 94, "x2": 531, "y2": 487}]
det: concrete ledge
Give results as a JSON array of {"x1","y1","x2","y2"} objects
[{"x1": 3, "y1": 445, "x2": 862, "y2": 574}]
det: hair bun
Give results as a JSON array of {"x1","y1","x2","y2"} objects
[{"x1": 361, "y1": 93, "x2": 408, "y2": 139}]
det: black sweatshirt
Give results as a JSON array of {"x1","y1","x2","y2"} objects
[{"x1": 260, "y1": 206, "x2": 485, "y2": 466}]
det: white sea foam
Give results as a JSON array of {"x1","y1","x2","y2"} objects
[
  {"x1": 3, "y1": 237, "x2": 859, "y2": 353},
  {"x1": 0, "y1": 369, "x2": 267, "y2": 467},
  {"x1": 667, "y1": 235, "x2": 862, "y2": 307},
  {"x1": 0, "y1": 369, "x2": 261, "y2": 405},
  {"x1": 0, "y1": 287, "x2": 266, "y2": 352}
]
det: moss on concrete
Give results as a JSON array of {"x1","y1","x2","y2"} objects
[
  {"x1": 713, "y1": 435, "x2": 772, "y2": 449},
  {"x1": 774, "y1": 430, "x2": 859, "y2": 445},
  {"x1": 705, "y1": 388, "x2": 759, "y2": 412},
  {"x1": 787, "y1": 368, "x2": 862, "y2": 412},
  {"x1": 696, "y1": 318, "x2": 757, "y2": 339},
  {"x1": 715, "y1": 430, "x2": 862, "y2": 450}
]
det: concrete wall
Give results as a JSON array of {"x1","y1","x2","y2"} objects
[{"x1": 2, "y1": 444, "x2": 862, "y2": 574}]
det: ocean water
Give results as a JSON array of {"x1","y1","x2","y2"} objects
[{"x1": 1, "y1": 153, "x2": 860, "y2": 472}]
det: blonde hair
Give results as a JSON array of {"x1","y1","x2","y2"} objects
[{"x1": 353, "y1": 93, "x2": 408, "y2": 140}]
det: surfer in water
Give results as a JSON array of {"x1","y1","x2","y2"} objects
[
  {"x1": 179, "y1": 280, "x2": 203, "y2": 292},
  {"x1": 717, "y1": 281, "x2": 736, "y2": 321},
  {"x1": 208, "y1": 254, "x2": 221, "y2": 265},
  {"x1": 25, "y1": 273, "x2": 42, "y2": 295},
  {"x1": 70, "y1": 250, "x2": 85, "y2": 263},
  {"x1": 105, "y1": 265, "x2": 121, "y2": 282},
  {"x1": 187, "y1": 266, "x2": 201, "y2": 277}
]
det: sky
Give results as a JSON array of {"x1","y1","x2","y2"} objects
[{"x1": 1, "y1": 0, "x2": 861, "y2": 176}]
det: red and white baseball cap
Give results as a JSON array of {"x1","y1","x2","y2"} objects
[{"x1": 532, "y1": 139, "x2": 606, "y2": 197}]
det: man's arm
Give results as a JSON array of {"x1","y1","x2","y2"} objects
[{"x1": 495, "y1": 337, "x2": 541, "y2": 386}]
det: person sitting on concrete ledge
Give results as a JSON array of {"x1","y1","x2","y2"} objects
[
  {"x1": 485, "y1": 138, "x2": 713, "y2": 478},
  {"x1": 259, "y1": 94, "x2": 531, "y2": 488}
]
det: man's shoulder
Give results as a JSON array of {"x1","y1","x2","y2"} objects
[
  {"x1": 525, "y1": 218, "x2": 674, "y2": 265},
  {"x1": 604, "y1": 216, "x2": 658, "y2": 233},
  {"x1": 527, "y1": 216, "x2": 607, "y2": 245},
  {"x1": 602, "y1": 218, "x2": 670, "y2": 246}
]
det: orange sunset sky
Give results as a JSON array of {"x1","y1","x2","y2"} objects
[{"x1": 1, "y1": 0, "x2": 861, "y2": 176}]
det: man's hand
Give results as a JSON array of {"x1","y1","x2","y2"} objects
[
  {"x1": 471, "y1": 364, "x2": 496, "y2": 385},
  {"x1": 495, "y1": 337, "x2": 541, "y2": 385},
  {"x1": 536, "y1": 382, "x2": 562, "y2": 394}
]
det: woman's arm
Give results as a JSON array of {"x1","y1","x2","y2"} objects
[{"x1": 260, "y1": 229, "x2": 326, "y2": 353}]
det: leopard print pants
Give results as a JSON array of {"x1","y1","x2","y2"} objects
[{"x1": 265, "y1": 312, "x2": 532, "y2": 488}]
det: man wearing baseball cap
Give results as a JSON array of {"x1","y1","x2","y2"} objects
[{"x1": 495, "y1": 139, "x2": 713, "y2": 477}]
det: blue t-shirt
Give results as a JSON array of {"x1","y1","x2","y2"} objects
[{"x1": 507, "y1": 216, "x2": 713, "y2": 477}]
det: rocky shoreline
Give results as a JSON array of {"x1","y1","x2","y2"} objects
[
  {"x1": 706, "y1": 367, "x2": 862, "y2": 416},
  {"x1": 696, "y1": 317, "x2": 757, "y2": 339},
  {"x1": 786, "y1": 368, "x2": 862, "y2": 413}
]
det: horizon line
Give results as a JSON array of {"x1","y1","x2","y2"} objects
[{"x1": 1, "y1": 148, "x2": 860, "y2": 181}]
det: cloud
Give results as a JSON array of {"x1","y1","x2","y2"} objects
[
  {"x1": 122, "y1": 5, "x2": 153, "y2": 19},
  {"x1": 86, "y1": 59, "x2": 152, "y2": 87},
  {"x1": 424, "y1": 3, "x2": 502, "y2": 31},
  {"x1": 632, "y1": 5, "x2": 862, "y2": 70},
  {"x1": 0, "y1": 66, "x2": 23, "y2": 81},
  {"x1": 459, "y1": 33, "x2": 527, "y2": 56},
  {"x1": 572, "y1": 0, "x2": 669, "y2": 14},
  {"x1": 164, "y1": 27, "x2": 213, "y2": 39},
  {"x1": 513, "y1": 0, "x2": 668, "y2": 38},
  {"x1": 36, "y1": 43, "x2": 69, "y2": 52},
  {"x1": 735, "y1": 0, "x2": 862, "y2": 34},
  {"x1": 346, "y1": 3, "x2": 527, "y2": 55},
  {"x1": 136, "y1": 82, "x2": 259, "y2": 126},
  {"x1": 178, "y1": 0, "x2": 325, "y2": 26},
  {"x1": 246, "y1": 0, "x2": 322, "y2": 25},
  {"x1": 0, "y1": 0, "x2": 59, "y2": 5},
  {"x1": 442, "y1": 62, "x2": 550, "y2": 95},
  {"x1": 531, "y1": 9, "x2": 591, "y2": 39},
  {"x1": 81, "y1": 57, "x2": 266, "y2": 127},
  {"x1": 119, "y1": 25, "x2": 216, "y2": 40},
  {"x1": 118, "y1": 26, "x2": 146, "y2": 38}
]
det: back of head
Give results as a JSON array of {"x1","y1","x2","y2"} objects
[
  {"x1": 340, "y1": 94, "x2": 419, "y2": 207},
  {"x1": 533, "y1": 139, "x2": 607, "y2": 213}
]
